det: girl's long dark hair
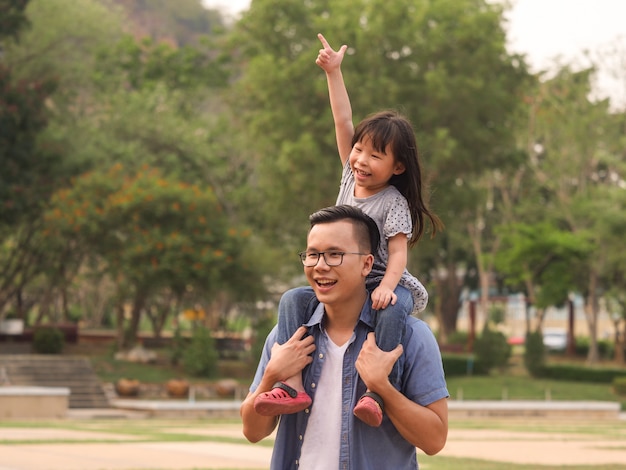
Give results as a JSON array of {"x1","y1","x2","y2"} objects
[{"x1": 352, "y1": 110, "x2": 443, "y2": 246}]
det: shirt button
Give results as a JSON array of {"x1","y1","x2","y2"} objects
[
  {"x1": 299, "y1": 435, "x2": 303, "y2": 441},
  {"x1": 305, "y1": 408, "x2": 310, "y2": 414},
  {"x1": 311, "y1": 383, "x2": 316, "y2": 388},
  {"x1": 318, "y1": 353, "x2": 324, "y2": 359}
]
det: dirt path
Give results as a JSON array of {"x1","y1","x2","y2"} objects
[
  {"x1": 440, "y1": 428, "x2": 626, "y2": 466},
  {"x1": 1, "y1": 420, "x2": 626, "y2": 469}
]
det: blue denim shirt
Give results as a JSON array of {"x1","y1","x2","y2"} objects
[{"x1": 250, "y1": 298, "x2": 449, "y2": 470}]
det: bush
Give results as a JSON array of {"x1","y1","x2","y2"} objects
[
  {"x1": 473, "y1": 326, "x2": 511, "y2": 372},
  {"x1": 182, "y1": 326, "x2": 218, "y2": 378},
  {"x1": 488, "y1": 305, "x2": 506, "y2": 325},
  {"x1": 524, "y1": 330, "x2": 546, "y2": 377},
  {"x1": 613, "y1": 377, "x2": 626, "y2": 396},
  {"x1": 574, "y1": 337, "x2": 614, "y2": 360},
  {"x1": 442, "y1": 354, "x2": 489, "y2": 377},
  {"x1": 169, "y1": 327, "x2": 187, "y2": 366},
  {"x1": 32, "y1": 326, "x2": 64, "y2": 354},
  {"x1": 442, "y1": 354, "x2": 473, "y2": 376},
  {"x1": 446, "y1": 330, "x2": 469, "y2": 348},
  {"x1": 542, "y1": 363, "x2": 626, "y2": 383}
]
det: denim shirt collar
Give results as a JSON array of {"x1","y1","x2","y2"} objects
[{"x1": 303, "y1": 290, "x2": 375, "y2": 330}]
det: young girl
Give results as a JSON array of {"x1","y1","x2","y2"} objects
[{"x1": 254, "y1": 33, "x2": 442, "y2": 427}]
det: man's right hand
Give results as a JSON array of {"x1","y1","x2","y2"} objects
[{"x1": 266, "y1": 326, "x2": 316, "y2": 382}]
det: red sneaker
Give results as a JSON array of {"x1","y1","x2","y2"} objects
[
  {"x1": 353, "y1": 392, "x2": 383, "y2": 427},
  {"x1": 254, "y1": 382, "x2": 312, "y2": 416}
]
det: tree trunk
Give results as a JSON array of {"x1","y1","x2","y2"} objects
[
  {"x1": 585, "y1": 271, "x2": 600, "y2": 364},
  {"x1": 146, "y1": 297, "x2": 173, "y2": 338},
  {"x1": 127, "y1": 292, "x2": 146, "y2": 346},
  {"x1": 115, "y1": 302, "x2": 125, "y2": 349},
  {"x1": 524, "y1": 278, "x2": 536, "y2": 335},
  {"x1": 614, "y1": 318, "x2": 625, "y2": 365},
  {"x1": 434, "y1": 263, "x2": 464, "y2": 344},
  {"x1": 36, "y1": 287, "x2": 54, "y2": 325},
  {"x1": 566, "y1": 298, "x2": 576, "y2": 356},
  {"x1": 615, "y1": 321, "x2": 626, "y2": 365}
]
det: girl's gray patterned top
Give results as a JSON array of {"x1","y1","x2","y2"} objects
[{"x1": 335, "y1": 161, "x2": 428, "y2": 313}]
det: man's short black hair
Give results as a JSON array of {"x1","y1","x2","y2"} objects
[{"x1": 309, "y1": 205, "x2": 380, "y2": 254}]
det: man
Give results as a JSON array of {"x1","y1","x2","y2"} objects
[{"x1": 241, "y1": 205, "x2": 448, "y2": 469}]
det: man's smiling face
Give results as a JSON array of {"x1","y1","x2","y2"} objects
[{"x1": 304, "y1": 220, "x2": 373, "y2": 306}]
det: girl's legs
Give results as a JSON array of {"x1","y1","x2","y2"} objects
[
  {"x1": 276, "y1": 286, "x2": 317, "y2": 343},
  {"x1": 374, "y1": 285, "x2": 412, "y2": 386},
  {"x1": 354, "y1": 285, "x2": 412, "y2": 427},
  {"x1": 275, "y1": 286, "x2": 317, "y2": 391},
  {"x1": 254, "y1": 286, "x2": 318, "y2": 416}
]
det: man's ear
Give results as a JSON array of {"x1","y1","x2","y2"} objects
[{"x1": 362, "y1": 254, "x2": 374, "y2": 277}]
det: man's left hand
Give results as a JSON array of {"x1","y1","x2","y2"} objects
[{"x1": 355, "y1": 332, "x2": 403, "y2": 391}]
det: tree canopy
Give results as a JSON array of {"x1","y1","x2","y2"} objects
[{"x1": 1, "y1": 0, "x2": 624, "y2": 360}]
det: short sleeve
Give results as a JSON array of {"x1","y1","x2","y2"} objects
[{"x1": 383, "y1": 195, "x2": 412, "y2": 240}]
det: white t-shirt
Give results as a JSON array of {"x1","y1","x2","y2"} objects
[{"x1": 299, "y1": 334, "x2": 350, "y2": 470}]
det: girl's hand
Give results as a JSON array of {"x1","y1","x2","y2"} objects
[
  {"x1": 371, "y1": 285, "x2": 397, "y2": 310},
  {"x1": 315, "y1": 33, "x2": 347, "y2": 73}
]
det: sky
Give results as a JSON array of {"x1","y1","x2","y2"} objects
[{"x1": 203, "y1": 0, "x2": 626, "y2": 108}]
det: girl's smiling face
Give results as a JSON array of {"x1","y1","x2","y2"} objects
[{"x1": 348, "y1": 134, "x2": 405, "y2": 198}]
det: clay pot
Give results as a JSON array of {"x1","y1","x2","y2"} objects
[
  {"x1": 166, "y1": 379, "x2": 190, "y2": 398},
  {"x1": 215, "y1": 379, "x2": 238, "y2": 398},
  {"x1": 116, "y1": 378, "x2": 140, "y2": 397}
]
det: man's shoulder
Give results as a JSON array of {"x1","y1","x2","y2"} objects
[
  {"x1": 405, "y1": 315, "x2": 429, "y2": 329},
  {"x1": 403, "y1": 316, "x2": 437, "y2": 343}
]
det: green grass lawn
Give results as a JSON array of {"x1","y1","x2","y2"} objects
[
  {"x1": 76, "y1": 342, "x2": 626, "y2": 409},
  {"x1": 443, "y1": 351, "x2": 626, "y2": 409},
  {"x1": 446, "y1": 374, "x2": 621, "y2": 402}
]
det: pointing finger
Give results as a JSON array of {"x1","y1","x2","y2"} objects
[{"x1": 317, "y1": 32, "x2": 331, "y2": 50}]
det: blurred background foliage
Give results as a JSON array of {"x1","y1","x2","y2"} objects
[{"x1": 1, "y1": 0, "x2": 625, "y2": 363}]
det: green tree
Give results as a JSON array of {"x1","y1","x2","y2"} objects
[
  {"x1": 228, "y1": 0, "x2": 531, "y2": 324},
  {"x1": 0, "y1": 0, "x2": 29, "y2": 40},
  {"x1": 44, "y1": 165, "x2": 261, "y2": 347},
  {"x1": 507, "y1": 66, "x2": 621, "y2": 363},
  {"x1": 495, "y1": 222, "x2": 591, "y2": 319},
  {"x1": 0, "y1": 0, "x2": 67, "y2": 316},
  {"x1": 0, "y1": 0, "x2": 127, "y2": 318},
  {"x1": 2, "y1": 2, "x2": 265, "y2": 332}
]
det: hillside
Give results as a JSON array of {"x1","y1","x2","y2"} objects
[{"x1": 110, "y1": 0, "x2": 227, "y2": 45}]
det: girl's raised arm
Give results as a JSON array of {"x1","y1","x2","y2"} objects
[{"x1": 315, "y1": 33, "x2": 354, "y2": 166}]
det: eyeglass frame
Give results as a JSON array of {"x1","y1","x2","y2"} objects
[{"x1": 298, "y1": 251, "x2": 369, "y2": 267}]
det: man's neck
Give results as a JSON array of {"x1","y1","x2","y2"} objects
[{"x1": 323, "y1": 289, "x2": 368, "y2": 346}]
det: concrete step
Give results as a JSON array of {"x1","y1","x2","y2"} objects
[{"x1": 0, "y1": 354, "x2": 110, "y2": 409}]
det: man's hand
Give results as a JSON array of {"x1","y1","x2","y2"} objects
[
  {"x1": 370, "y1": 285, "x2": 397, "y2": 310},
  {"x1": 315, "y1": 33, "x2": 347, "y2": 73},
  {"x1": 355, "y1": 332, "x2": 403, "y2": 392},
  {"x1": 265, "y1": 326, "x2": 316, "y2": 383}
]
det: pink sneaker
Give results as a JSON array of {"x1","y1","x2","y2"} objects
[
  {"x1": 353, "y1": 392, "x2": 383, "y2": 427},
  {"x1": 254, "y1": 382, "x2": 312, "y2": 416}
]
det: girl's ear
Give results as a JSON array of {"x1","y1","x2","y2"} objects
[{"x1": 393, "y1": 162, "x2": 406, "y2": 175}]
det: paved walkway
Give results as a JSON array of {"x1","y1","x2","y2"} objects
[{"x1": 1, "y1": 405, "x2": 626, "y2": 469}]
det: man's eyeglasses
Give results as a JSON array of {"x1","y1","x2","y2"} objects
[{"x1": 298, "y1": 251, "x2": 367, "y2": 267}]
